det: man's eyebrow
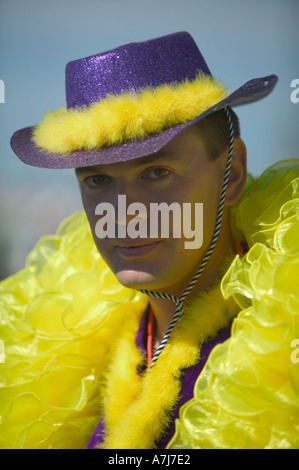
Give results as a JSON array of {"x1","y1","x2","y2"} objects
[
  {"x1": 75, "y1": 152, "x2": 187, "y2": 175},
  {"x1": 127, "y1": 152, "x2": 188, "y2": 167}
]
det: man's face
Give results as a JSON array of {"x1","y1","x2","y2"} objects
[{"x1": 76, "y1": 126, "x2": 227, "y2": 297}]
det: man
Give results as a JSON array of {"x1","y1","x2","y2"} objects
[
  {"x1": 1, "y1": 32, "x2": 298, "y2": 449},
  {"x1": 75, "y1": 117, "x2": 246, "y2": 349}
]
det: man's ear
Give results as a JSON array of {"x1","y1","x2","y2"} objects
[{"x1": 223, "y1": 138, "x2": 247, "y2": 205}]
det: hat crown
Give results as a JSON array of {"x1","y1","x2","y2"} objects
[{"x1": 65, "y1": 31, "x2": 211, "y2": 109}]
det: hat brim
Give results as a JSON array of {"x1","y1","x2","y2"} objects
[{"x1": 10, "y1": 75, "x2": 278, "y2": 169}]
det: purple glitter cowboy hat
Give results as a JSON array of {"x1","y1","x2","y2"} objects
[{"x1": 10, "y1": 31, "x2": 278, "y2": 169}]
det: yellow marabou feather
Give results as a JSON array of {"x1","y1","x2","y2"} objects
[
  {"x1": 32, "y1": 73, "x2": 229, "y2": 154},
  {"x1": 100, "y1": 278, "x2": 239, "y2": 449}
]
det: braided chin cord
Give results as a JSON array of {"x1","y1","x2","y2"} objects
[{"x1": 139, "y1": 107, "x2": 235, "y2": 369}]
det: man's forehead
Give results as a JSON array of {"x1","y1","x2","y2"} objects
[{"x1": 75, "y1": 125, "x2": 205, "y2": 175}]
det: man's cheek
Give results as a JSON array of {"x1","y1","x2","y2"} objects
[
  {"x1": 83, "y1": 201, "x2": 100, "y2": 236},
  {"x1": 93, "y1": 236, "x2": 112, "y2": 266}
]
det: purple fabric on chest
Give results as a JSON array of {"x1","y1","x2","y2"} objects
[{"x1": 156, "y1": 325, "x2": 231, "y2": 448}]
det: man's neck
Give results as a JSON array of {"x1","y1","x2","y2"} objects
[{"x1": 148, "y1": 225, "x2": 236, "y2": 348}]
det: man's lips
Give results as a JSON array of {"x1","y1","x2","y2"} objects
[
  {"x1": 115, "y1": 239, "x2": 161, "y2": 248},
  {"x1": 115, "y1": 240, "x2": 162, "y2": 257}
]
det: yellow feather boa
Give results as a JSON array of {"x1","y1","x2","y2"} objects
[
  {"x1": 32, "y1": 73, "x2": 229, "y2": 154},
  {"x1": 100, "y1": 281, "x2": 238, "y2": 449},
  {"x1": 0, "y1": 159, "x2": 298, "y2": 449}
]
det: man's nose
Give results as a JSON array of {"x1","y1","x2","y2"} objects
[
  {"x1": 113, "y1": 195, "x2": 148, "y2": 226},
  {"x1": 112, "y1": 182, "x2": 148, "y2": 226}
]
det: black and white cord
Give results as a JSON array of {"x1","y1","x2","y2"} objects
[{"x1": 140, "y1": 107, "x2": 235, "y2": 369}]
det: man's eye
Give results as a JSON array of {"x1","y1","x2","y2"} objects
[
  {"x1": 144, "y1": 168, "x2": 170, "y2": 179},
  {"x1": 84, "y1": 175, "x2": 112, "y2": 187}
]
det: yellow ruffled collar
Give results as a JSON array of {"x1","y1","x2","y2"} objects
[{"x1": 167, "y1": 161, "x2": 299, "y2": 449}]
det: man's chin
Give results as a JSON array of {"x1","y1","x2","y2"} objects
[{"x1": 115, "y1": 269, "x2": 158, "y2": 290}]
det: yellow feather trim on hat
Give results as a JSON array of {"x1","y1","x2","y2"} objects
[{"x1": 32, "y1": 73, "x2": 229, "y2": 154}]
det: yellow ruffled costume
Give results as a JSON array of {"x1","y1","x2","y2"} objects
[
  {"x1": 168, "y1": 159, "x2": 299, "y2": 449},
  {"x1": 0, "y1": 160, "x2": 298, "y2": 449},
  {"x1": 0, "y1": 213, "x2": 148, "y2": 448}
]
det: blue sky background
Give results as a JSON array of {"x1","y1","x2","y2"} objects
[{"x1": 0, "y1": 0, "x2": 298, "y2": 278}]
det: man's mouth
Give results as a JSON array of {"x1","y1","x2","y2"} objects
[{"x1": 115, "y1": 240, "x2": 162, "y2": 258}]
